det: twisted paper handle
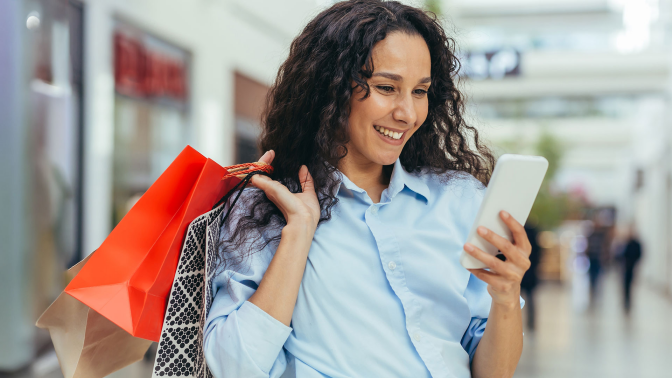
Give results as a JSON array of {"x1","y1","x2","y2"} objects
[{"x1": 222, "y1": 161, "x2": 273, "y2": 180}]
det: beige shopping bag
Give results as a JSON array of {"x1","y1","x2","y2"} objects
[{"x1": 36, "y1": 254, "x2": 153, "y2": 378}]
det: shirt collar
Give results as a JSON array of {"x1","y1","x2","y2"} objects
[{"x1": 332, "y1": 159, "x2": 431, "y2": 204}]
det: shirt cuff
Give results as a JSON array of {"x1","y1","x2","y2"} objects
[
  {"x1": 237, "y1": 300, "x2": 292, "y2": 373},
  {"x1": 461, "y1": 317, "x2": 488, "y2": 362}
]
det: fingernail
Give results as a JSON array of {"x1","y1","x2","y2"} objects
[
  {"x1": 477, "y1": 226, "x2": 487, "y2": 235},
  {"x1": 501, "y1": 211, "x2": 510, "y2": 219},
  {"x1": 464, "y1": 244, "x2": 474, "y2": 252}
]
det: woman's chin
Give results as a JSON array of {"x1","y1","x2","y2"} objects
[{"x1": 370, "y1": 153, "x2": 400, "y2": 166}]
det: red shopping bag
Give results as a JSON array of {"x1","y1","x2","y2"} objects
[{"x1": 65, "y1": 146, "x2": 268, "y2": 341}]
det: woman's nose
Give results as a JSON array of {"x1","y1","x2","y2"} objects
[{"x1": 392, "y1": 92, "x2": 417, "y2": 126}]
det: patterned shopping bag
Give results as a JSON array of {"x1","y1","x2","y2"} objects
[{"x1": 151, "y1": 172, "x2": 264, "y2": 378}]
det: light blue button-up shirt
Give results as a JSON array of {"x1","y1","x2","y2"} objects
[{"x1": 204, "y1": 158, "x2": 523, "y2": 378}]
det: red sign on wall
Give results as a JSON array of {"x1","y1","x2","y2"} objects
[{"x1": 114, "y1": 32, "x2": 188, "y2": 101}]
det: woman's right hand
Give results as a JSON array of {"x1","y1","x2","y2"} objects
[
  {"x1": 247, "y1": 150, "x2": 320, "y2": 327},
  {"x1": 250, "y1": 150, "x2": 320, "y2": 231}
]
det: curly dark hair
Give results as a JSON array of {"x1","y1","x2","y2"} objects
[{"x1": 217, "y1": 0, "x2": 494, "y2": 274}]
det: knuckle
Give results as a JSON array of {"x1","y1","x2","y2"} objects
[
  {"x1": 504, "y1": 244, "x2": 516, "y2": 254},
  {"x1": 494, "y1": 255, "x2": 508, "y2": 267}
]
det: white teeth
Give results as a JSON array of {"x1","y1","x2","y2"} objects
[{"x1": 375, "y1": 125, "x2": 403, "y2": 140}]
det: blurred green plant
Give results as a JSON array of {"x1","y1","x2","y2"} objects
[
  {"x1": 424, "y1": 0, "x2": 442, "y2": 14},
  {"x1": 496, "y1": 129, "x2": 584, "y2": 230},
  {"x1": 528, "y1": 131, "x2": 584, "y2": 229}
]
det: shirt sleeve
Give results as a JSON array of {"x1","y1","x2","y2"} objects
[
  {"x1": 460, "y1": 276, "x2": 526, "y2": 362},
  {"x1": 203, "y1": 190, "x2": 291, "y2": 378},
  {"x1": 459, "y1": 177, "x2": 525, "y2": 362}
]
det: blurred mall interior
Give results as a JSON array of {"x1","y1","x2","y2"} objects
[{"x1": 1, "y1": 0, "x2": 671, "y2": 377}]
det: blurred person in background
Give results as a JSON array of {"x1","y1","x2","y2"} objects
[
  {"x1": 203, "y1": 1, "x2": 531, "y2": 377},
  {"x1": 585, "y1": 211, "x2": 612, "y2": 307},
  {"x1": 620, "y1": 226, "x2": 642, "y2": 314},
  {"x1": 521, "y1": 217, "x2": 541, "y2": 331}
]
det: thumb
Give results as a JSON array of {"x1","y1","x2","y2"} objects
[{"x1": 299, "y1": 165, "x2": 315, "y2": 193}]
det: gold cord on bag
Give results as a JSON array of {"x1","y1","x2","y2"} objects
[{"x1": 222, "y1": 161, "x2": 273, "y2": 180}]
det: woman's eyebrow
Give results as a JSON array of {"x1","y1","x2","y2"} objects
[{"x1": 372, "y1": 72, "x2": 431, "y2": 84}]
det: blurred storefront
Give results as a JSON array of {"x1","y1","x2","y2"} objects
[
  {"x1": 111, "y1": 22, "x2": 192, "y2": 224},
  {"x1": 234, "y1": 72, "x2": 269, "y2": 164}
]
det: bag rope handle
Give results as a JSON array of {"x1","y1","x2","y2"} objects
[
  {"x1": 221, "y1": 162, "x2": 273, "y2": 180},
  {"x1": 211, "y1": 162, "x2": 273, "y2": 212}
]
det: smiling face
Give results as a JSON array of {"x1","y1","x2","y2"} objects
[{"x1": 346, "y1": 31, "x2": 432, "y2": 167}]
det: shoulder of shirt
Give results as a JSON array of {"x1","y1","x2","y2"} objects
[{"x1": 413, "y1": 168, "x2": 485, "y2": 192}]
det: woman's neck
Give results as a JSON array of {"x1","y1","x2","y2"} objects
[{"x1": 338, "y1": 154, "x2": 390, "y2": 204}]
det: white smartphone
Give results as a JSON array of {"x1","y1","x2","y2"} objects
[{"x1": 460, "y1": 154, "x2": 549, "y2": 270}]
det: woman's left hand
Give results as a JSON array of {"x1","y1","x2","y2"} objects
[{"x1": 464, "y1": 210, "x2": 532, "y2": 307}]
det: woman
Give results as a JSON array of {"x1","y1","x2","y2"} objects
[{"x1": 204, "y1": 1, "x2": 531, "y2": 377}]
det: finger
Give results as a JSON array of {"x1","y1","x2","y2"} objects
[
  {"x1": 299, "y1": 165, "x2": 315, "y2": 193},
  {"x1": 467, "y1": 268, "x2": 499, "y2": 284},
  {"x1": 476, "y1": 226, "x2": 524, "y2": 264},
  {"x1": 257, "y1": 150, "x2": 275, "y2": 165},
  {"x1": 249, "y1": 175, "x2": 293, "y2": 211},
  {"x1": 250, "y1": 174, "x2": 273, "y2": 190},
  {"x1": 467, "y1": 269, "x2": 497, "y2": 284},
  {"x1": 500, "y1": 211, "x2": 531, "y2": 253},
  {"x1": 465, "y1": 243, "x2": 523, "y2": 281},
  {"x1": 469, "y1": 269, "x2": 521, "y2": 296},
  {"x1": 464, "y1": 242, "x2": 510, "y2": 275}
]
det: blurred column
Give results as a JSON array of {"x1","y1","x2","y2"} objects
[
  {"x1": 82, "y1": 1, "x2": 114, "y2": 256},
  {"x1": 666, "y1": 0, "x2": 672, "y2": 297},
  {"x1": 0, "y1": 0, "x2": 35, "y2": 370}
]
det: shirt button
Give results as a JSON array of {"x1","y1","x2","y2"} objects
[
  {"x1": 371, "y1": 206, "x2": 378, "y2": 214},
  {"x1": 388, "y1": 261, "x2": 396, "y2": 271},
  {"x1": 413, "y1": 332, "x2": 422, "y2": 342}
]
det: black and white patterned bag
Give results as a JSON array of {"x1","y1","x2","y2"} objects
[{"x1": 151, "y1": 172, "x2": 263, "y2": 378}]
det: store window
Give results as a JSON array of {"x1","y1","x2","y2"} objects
[
  {"x1": 234, "y1": 72, "x2": 269, "y2": 164},
  {"x1": 1, "y1": 0, "x2": 85, "y2": 369},
  {"x1": 112, "y1": 21, "x2": 191, "y2": 226},
  {"x1": 26, "y1": 0, "x2": 85, "y2": 317}
]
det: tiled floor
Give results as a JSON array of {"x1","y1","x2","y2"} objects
[{"x1": 7, "y1": 269, "x2": 671, "y2": 378}]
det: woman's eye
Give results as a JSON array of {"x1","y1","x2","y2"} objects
[
  {"x1": 414, "y1": 89, "x2": 428, "y2": 96},
  {"x1": 377, "y1": 85, "x2": 394, "y2": 93}
]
